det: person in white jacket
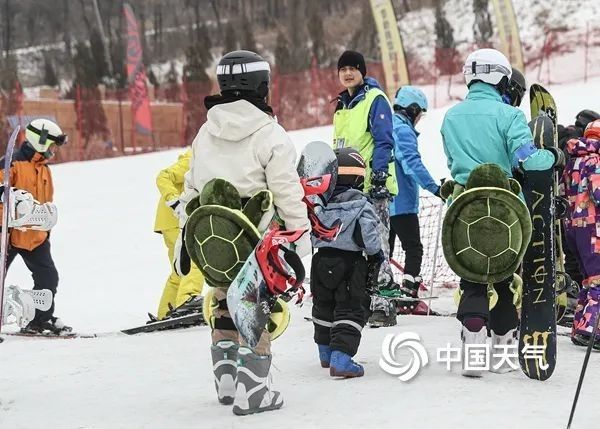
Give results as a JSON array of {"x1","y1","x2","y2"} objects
[{"x1": 175, "y1": 50, "x2": 311, "y2": 416}]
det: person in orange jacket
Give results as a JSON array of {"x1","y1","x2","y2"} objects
[
  {"x1": 0, "y1": 118, "x2": 70, "y2": 335},
  {"x1": 154, "y1": 150, "x2": 204, "y2": 320}
]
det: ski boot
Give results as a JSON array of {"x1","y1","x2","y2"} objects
[
  {"x1": 166, "y1": 294, "x2": 204, "y2": 319},
  {"x1": 318, "y1": 344, "x2": 332, "y2": 368},
  {"x1": 232, "y1": 348, "x2": 283, "y2": 415},
  {"x1": 378, "y1": 276, "x2": 437, "y2": 316},
  {"x1": 329, "y1": 350, "x2": 364, "y2": 378},
  {"x1": 571, "y1": 286, "x2": 600, "y2": 350},
  {"x1": 570, "y1": 287, "x2": 588, "y2": 346},
  {"x1": 211, "y1": 340, "x2": 238, "y2": 405},
  {"x1": 461, "y1": 317, "x2": 488, "y2": 378},
  {"x1": 368, "y1": 294, "x2": 397, "y2": 327},
  {"x1": 556, "y1": 273, "x2": 579, "y2": 327},
  {"x1": 396, "y1": 275, "x2": 420, "y2": 313},
  {"x1": 489, "y1": 328, "x2": 518, "y2": 373},
  {"x1": 21, "y1": 316, "x2": 72, "y2": 336}
]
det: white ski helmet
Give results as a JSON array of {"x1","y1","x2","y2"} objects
[
  {"x1": 463, "y1": 48, "x2": 512, "y2": 88},
  {"x1": 25, "y1": 118, "x2": 67, "y2": 154}
]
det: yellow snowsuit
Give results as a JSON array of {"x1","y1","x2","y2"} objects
[{"x1": 154, "y1": 150, "x2": 204, "y2": 319}]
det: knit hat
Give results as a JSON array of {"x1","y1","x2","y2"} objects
[
  {"x1": 337, "y1": 50, "x2": 366, "y2": 77},
  {"x1": 334, "y1": 147, "x2": 366, "y2": 190}
]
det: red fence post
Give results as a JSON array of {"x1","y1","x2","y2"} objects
[
  {"x1": 584, "y1": 22, "x2": 590, "y2": 84},
  {"x1": 181, "y1": 81, "x2": 187, "y2": 147},
  {"x1": 547, "y1": 30, "x2": 552, "y2": 84},
  {"x1": 433, "y1": 72, "x2": 438, "y2": 109},
  {"x1": 310, "y1": 56, "x2": 318, "y2": 127},
  {"x1": 76, "y1": 85, "x2": 83, "y2": 161}
]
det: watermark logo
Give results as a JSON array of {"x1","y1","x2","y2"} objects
[
  {"x1": 379, "y1": 332, "x2": 429, "y2": 382},
  {"x1": 379, "y1": 331, "x2": 539, "y2": 380}
]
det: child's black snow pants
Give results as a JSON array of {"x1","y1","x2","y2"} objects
[{"x1": 311, "y1": 248, "x2": 370, "y2": 356}]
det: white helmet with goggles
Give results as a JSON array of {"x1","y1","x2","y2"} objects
[
  {"x1": 25, "y1": 119, "x2": 68, "y2": 154},
  {"x1": 463, "y1": 48, "x2": 512, "y2": 89}
]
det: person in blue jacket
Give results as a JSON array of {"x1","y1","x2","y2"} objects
[
  {"x1": 386, "y1": 86, "x2": 443, "y2": 315},
  {"x1": 441, "y1": 48, "x2": 564, "y2": 376}
]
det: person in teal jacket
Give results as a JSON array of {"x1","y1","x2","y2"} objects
[
  {"x1": 441, "y1": 48, "x2": 563, "y2": 376},
  {"x1": 388, "y1": 86, "x2": 442, "y2": 315}
]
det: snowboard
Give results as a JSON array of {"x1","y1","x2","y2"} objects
[
  {"x1": 0, "y1": 126, "x2": 20, "y2": 341},
  {"x1": 372, "y1": 198, "x2": 393, "y2": 288},
  {"x1": 530, "y1": 84, "x2": 573, "y2": 316},
  {"x1": 519, "y1": 114, "x2": 557, "y2": 380},
  {"x1": 368, "y1": 191, "x2": 401, "y2": 320},
  {"x1": 227, "y1": 141, "x2": 340, "y2": 349},
  {"x1": 121, "y1": 312, "x2": 205, "y2": 335}
]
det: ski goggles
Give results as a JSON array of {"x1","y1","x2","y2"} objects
[
  {"x1": 462, "y1": 63, "x2": 511, "y2": 77},
  {"x1": 27, "y1": 124, "x2": 68, "y2": 146}
]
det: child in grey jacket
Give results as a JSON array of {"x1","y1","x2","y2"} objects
[{"x1": 311, "y1": 147, "x2": 381, "y2": 378}]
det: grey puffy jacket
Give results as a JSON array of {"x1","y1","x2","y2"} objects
[{"x1": 311, "y1": 189, "x2": 381, "y2": 255}]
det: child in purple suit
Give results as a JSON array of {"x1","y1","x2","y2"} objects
[{"x1": 563, "y1": 119, "x2": 600, "y2": 348}]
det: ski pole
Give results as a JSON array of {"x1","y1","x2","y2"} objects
[{"x1": 566, "y1": 311, "x2": 600, "y2": 429}]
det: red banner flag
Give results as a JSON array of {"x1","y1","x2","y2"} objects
[{"x1": 124, "y1": 3, "x2": 153, "y2": 143}]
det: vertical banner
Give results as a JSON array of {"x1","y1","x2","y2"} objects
[
  {"x1": 370, "y1": 0, "x2": 410, "y2": 98},
  {"x1": 124, "y1": 3, "x2": 153, "y2": 150},
  {"x1": 491, "y1": 0, "x2": 525, "y2": 72}
]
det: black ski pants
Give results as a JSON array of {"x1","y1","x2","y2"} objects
[
  {"x1": 311, "y1": 248, "x2": 369, "y2": 356},
  {"x1": 7, "y1": 239, "x2": 58, "y2": 324},
  {"x1": 388, "y1": 213, "x2": 423, "y2": 278},
  {"x1": 456, "y1": 276, "x2": 519, "y2": 335}
]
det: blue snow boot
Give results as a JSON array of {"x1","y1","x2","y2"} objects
[
  {"x1": 329, "y1": 350, "x2": 364, "y2": 378},
  {"x1": 318, "y1": 344, "x2": 332, "y2": 368}
]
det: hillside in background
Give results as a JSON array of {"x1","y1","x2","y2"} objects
[{"x1": 0, "y1": 0, "x2": 597, "y2": 91}]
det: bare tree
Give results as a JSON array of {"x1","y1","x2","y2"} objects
[
  {"x1": 473, "y1": 0, "x2": 493, "y2": 46},
  {"x1": 3, "y1": 0, "x2": 11, "y2": 59}
]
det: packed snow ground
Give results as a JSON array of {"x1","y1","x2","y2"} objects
[{"x1": 1, "y1": 79, "x2": 599, "y2": 428}]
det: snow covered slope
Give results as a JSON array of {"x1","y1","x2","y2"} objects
[{"x1": 0, "y1": 79, "x2": 599, "y2": 428}]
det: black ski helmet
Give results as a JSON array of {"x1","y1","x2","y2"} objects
[
  {"x1": 575, "y1": 109, "x2": 600, "y2": 129},
  {"x1": 505, "y1": 68, "x2": 526, "y2": 107},
  {"x1": 334, "y1": 147, "x2": 366, "y2": 190},
  {"x1": 216, "y1": 50, "x2": 270, "y2": 98}
]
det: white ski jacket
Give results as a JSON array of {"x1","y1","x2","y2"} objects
[{"x1": 180, "y1": 99, "x2": 311, "y2": 255}]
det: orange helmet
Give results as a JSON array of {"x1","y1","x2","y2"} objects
[{"x1": 584, "y1": 119, "x2": 600, "y2": 140}]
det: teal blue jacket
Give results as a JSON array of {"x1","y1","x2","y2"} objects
[{"x1": 441, "y1": 82, "x2": 555, "y2": 185}]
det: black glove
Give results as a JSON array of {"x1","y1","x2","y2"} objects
[
  {"x1": 166, "y1": 199, "x2": 180, "y2": 210},
  {"x1": 433, "y1": 185, "x2": 444, "y2": 201},
  {"x1": 369, "y1": 170, "x2": 391, "y2": 200},
  {"x1": 367, "y1": 250, "x2": 385, "y2": 264},
  {"x1": 546, "y1": 146, "x2": 566, "y2": 171}
]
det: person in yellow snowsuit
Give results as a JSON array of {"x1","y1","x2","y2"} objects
[{"x1": 154, "y1": 150, "x2": 204, "y2": 319}]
